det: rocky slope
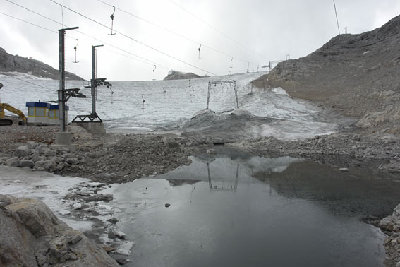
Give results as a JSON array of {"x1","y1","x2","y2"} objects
[
  {"x1": 0, "y1": 195, "x2": 118, "y2": 266},
  {"x1": 0, "y1": 47, "x2": 84, "y2": 81},
  {"x1": 253, "y1": 15, "x2": 400, "y2": 134}
]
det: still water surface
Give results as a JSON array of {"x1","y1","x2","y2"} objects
[{"x1": 110, "y1": 153, "x2": 400, "y2": 267}]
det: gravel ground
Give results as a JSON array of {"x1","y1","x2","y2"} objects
[
  {"x1": 1, "y1": 123, "x2": 400, "y2": 266},
  {"x1": 0, "y1": 124, "x2": 192, "y2": 184}
]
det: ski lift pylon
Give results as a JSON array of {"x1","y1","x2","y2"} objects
[
  {"x1": 109, "y1": 6, "x2": 116, "y2": 35},
  {"x1": 73, "y1": 39, "x2": 79, "y2": 63}
]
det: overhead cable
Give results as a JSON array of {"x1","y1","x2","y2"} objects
[
  {"x1": 0, "y1": 10, "x2": 56, "y2": 33},
  {"x1": 166, "y1": 0, "x2": 261, "y2": 62},
  {"x1": 94, "y1": 0, "x2": 255, "y2": 65},
  {"x1": 48, "y1": 0, "x2": 217, "y2": 75},
  {"x1": 1, "y1": 0, "x2": 168, "y2": 70}
]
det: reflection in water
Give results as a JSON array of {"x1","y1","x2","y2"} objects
[
  {"x1": 207, "y1": 161, "x2": 239, "y2": 192},
  {"x1": 109, "y1": 154, "x2": 400, "y2": 267}
]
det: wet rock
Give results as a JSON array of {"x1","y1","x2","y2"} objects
[
  {"x1": 107, "y1": 218, "x2": 119, "y2": 224},
  {"x1": 19, "y1": 160, "x2": 34, "y2": 168},
  {"x1": 165, "y1": 203, "x2": 171, "y2": 208},
  {"x1": 58, "y1": 209, "x2": 71, "y2": 216},
  {"x1": 72, "y1": 203, "x2": 82, "y2": 210},
  {"x1": 74, "y1": 194, "x2": 114, "y2": 203},
  {"x1": 34, "y1": 160, "x2": 56, "y2": 171},
  {"x1": 6, "y1": 157, "x2": 19, "y2": 167},
  {"x1": 15, "y1": 145, "x2": 30, "y2": 157},
  {"x1": 66, "y1": 158, "x2": 80, "y2": 165},
  {"x1": 31, "y1": 153, "x2": 44, "y2": 162},
  {"x1": 36, "y1": 144, "x2": 49, "y2": 154},
  {"x1": 113, "y1": 230, "x2": 126, "y2": 240},
  {"x1": 44, "y1": 149, "x2": 56, "y2": 157},
  {"x1": 26, "y1": 141, "x2": 39, "y2": 150}
]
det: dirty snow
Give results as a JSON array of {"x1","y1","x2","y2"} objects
[{"x1": 0, "y1": 71, "x2": 337, "y2": 140}]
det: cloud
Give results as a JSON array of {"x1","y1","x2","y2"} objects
[{"x1": 0, "y1": 0, "x2": 399, "y2": 80}]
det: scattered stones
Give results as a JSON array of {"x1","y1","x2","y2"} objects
[{"x1": 61, "y1": 181, "x2": 131, "y2": 263}]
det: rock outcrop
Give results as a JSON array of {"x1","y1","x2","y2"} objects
[
  {"x1": 0, "y1": 47, "x2": 84, "y2": 81},
  {"x1": 0, "y1": 195, "x2": 118, "y2": 266},
  {"x1": 253, "y1": 15, "x2": 400, "y2": 134},
  {"x1": 163, "y1": 70, "x2": 204, "y2": 80},
  {"x1": 380, "y1": 204, "x2": 400, "y2": 267}
]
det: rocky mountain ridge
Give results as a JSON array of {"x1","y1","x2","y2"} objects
[
  {"x1": 253, "y1": 15, "x2": 400, "y2": 134},
  {"x1": 163, "y1": 70, "x2": 205, "y2": 80},
  {"x1": 0, "y1": 47, "x2": 84, "y2": 81}
]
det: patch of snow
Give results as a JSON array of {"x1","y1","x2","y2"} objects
[
  {"x1": 116, "y1": 241, "x2": 134, "y2": 255},
  {"x1": 272, "y1": 87, "x2": 289, "y2": 96},
  {"x1": 0, "y1": 166, "x2": 93, "y2": 231}
]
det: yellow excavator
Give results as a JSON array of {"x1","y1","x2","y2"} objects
[
  {"x1": 0, "y1": 83, "x2": 27, "y2": 126},
  {"x1": 0, "y1": 103, "x2": 27, "y2": 126}
]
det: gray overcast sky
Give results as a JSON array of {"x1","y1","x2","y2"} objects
[{"x1": 0, "y1": 0, "x2": 399, "y2": 81}]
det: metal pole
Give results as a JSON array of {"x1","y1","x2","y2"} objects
[
  {"x1": 207, "y1": 81, "x2": 211, "y2": 109},
  {"x1": 58, "y1": 27, "x2": 78, "y2": 132},
  {"x1": 91, "y1": 45, "x2": 96, "y2": 116},
  {"x1": 91, "y1": 45, "x2": 104, "y2": 116},
  {"x1": 59, "y1": 29, "x2": 66, "y2": 132},
  {"x1": 234, "y1": 81, "x2": 239, "y2": 109}
]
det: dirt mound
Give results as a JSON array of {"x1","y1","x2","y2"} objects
[
  {"x1": 182, "y1": 109, "x2": 273, "y2": 142},
  {"x1": 253, "y1": 15, "x2": 400, "y2": 134}
]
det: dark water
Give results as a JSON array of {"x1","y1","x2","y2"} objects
[{"x1": 111, "y1": 153, "x2": 400, "y2": 267}]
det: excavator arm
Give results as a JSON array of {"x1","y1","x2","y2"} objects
[{"x1": 0, "y1": 103, "x2": 27, "y2": 125}]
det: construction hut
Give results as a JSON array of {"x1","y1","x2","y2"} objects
[
  {"x1": 26, "y1": 102, "x2": 50, "y2": 125},
  {"x1": 48, "y1": 104, "x2": 68, "y2": 125}
]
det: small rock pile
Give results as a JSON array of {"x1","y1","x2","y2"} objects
[
  {"x1": 380, "y1": 204, "x2": 400, "y2": 267},
  {"x1": 0, "y1": 141, "x2": 83, "y2": 173},
  {"x1": 63, "y1": 133, "x2": 192, "y2": 183}
]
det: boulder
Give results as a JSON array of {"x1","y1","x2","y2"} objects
[
  {"x1": 15, "y1": 146, "x2": 30, "y2": 158},
  {"x1": 19, "y1": 160, "x2": 34, "y2": 168},
  {"x1": 5, "y1": 158, "x2": 19, "y2": 167},
  {"x1": 0, "y1": 195, "x2": 119, "y2": 267}
]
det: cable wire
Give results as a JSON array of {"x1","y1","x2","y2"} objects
[
  {"x1": 94, "y1": 0, "x2": 255, "y2": 65},
  {"x1": 166, "y1": 0, "x2": 261, "y2": 61},
  {"x1": 1, "y1": 0, "x2": 168, "y2": 70},
  {"x1": 48, "y1": 0, "x2": 217, "y2": 75},
  {"x1": 0, "y1": 10, "x2": 57, "y2": 33}
]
